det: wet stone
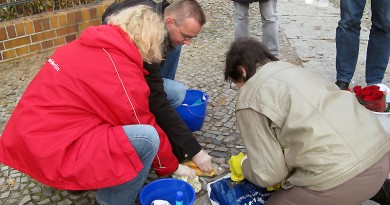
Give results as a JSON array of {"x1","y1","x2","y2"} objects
[
  {"x1": 221, "y1": 164, "x2": 231, "y2": 170},
  {"x1": 6, "y1": 198, "x2": 18, "y2": 204},
  {"x1": 204, "y1": 138, "x2": 213, "y2": 143},
  {"x1": 196, "y1": 136, "x2": 205, "y2": 141},
  {"x1": 216, "y1": 135, "x2": 224, "y2": 141},
  {"x1": 10, "y1": 183, "x2": 20, "y2": 190},
  {"x1": 211, "y1": 139, "x2": 223, "y2": 145},
  {"x1": 61, "y1": 191, "x2": 69, "y2": 197},
  {"x1": 223, "y1": 136, "x2": 236, "y2": 142},
  {"x1": 68, "y1": 194, "x2": 81, "y2": 200},
  {"x1": 210, "y1": 151, "x2": 228, "y2": 158},
  {"x1": 209, "y1": 130, "x2": 222, "y2": 135},
  {"x1": 213, "y1": 158, "x2": 226, "y2": 164},
  {"x1": 31, "y1": 195, "x2": 41, "y2": 201},
  {"x1": 30, "y1": 187, "x2": 42, "y2": 194},
  {"x1": 87, "y1": 191, "x2": 96, "y2": 198},
  {"x1": 209, "y1": 126, "x2": 218, "y2": 131},
  {"x1": 42, "y1": 187, "x2": 54, "y2": 197},
  {"x1": 1, "y1": 166, "x2": 9, "y2": 171},
  {"x1": 21, "y1": 176, "x2": 28, "y2": 183},
  {"x1": 15, "y1": 177, "x2": 21, "y2": 183},
  {"x1": 18, "y1": 195, "x2": 32, "y2": 205},
  {"x1": 57, "y1": 199, "x2": 72, "y2": 205},
  {"x1": 51, "y1": 194, "x2": 61, "y2": 201},
  {"x1": 205, "y1": 144, "x2": 216, "y2": 149},
  {"x1": 3, "y1": 171, "x2": 9, "y2": 177},
  {"x1": 214, "y1": 147, "x2": 229, "y2": 152},
  {"x1": 204, "y1": 133, "x2": 216, "y2": 138},
  {"x1": 227, "y1": 144, "x2": 236, "y2": 148},
  {"x1": 37, "y1": 198, "x2": 51, "y2": 204},
  {"x1": 213, "y1": 115, "x2": 222, "y2": 120},
  {"x1": 221, "y1": 118, "x2": 229, "y2": 122},
  {"x1": 10, "y1": 191, "x2": 22, "y2": 199},
  {"x1": 1, "y1": 190, "x2": 10, "y2": 198},
  {"x1": 223, "y1": 122, "x2": 234, "y2": 128},
  {"x1": 74, "y1": 198, "x2": 89, "y2": 205},
  {"x1": 1, "y1": 186, "x2": 8, "y2": 192}
]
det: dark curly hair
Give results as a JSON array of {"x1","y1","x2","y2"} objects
[{"x1": 224, "y1": 37, "x2": 279, "y2": 83}]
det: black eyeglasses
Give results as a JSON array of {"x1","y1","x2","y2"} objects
[{"x1": 173, "y1": 19, "x2": 196, "y2": 41}]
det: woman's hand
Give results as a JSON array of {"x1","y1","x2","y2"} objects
[
  {"x1": 173, "y1": 164, "x2": 196, "y2": 179},
  {"x1": 192, "y1": 150, "x2": 213, "y2": 172}
]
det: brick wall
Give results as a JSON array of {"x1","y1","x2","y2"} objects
[{"x1": 0, "y1": 0, "x2": 114, "y2": 64}]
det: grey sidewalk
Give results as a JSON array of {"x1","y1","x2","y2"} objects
[
  {"x1": 277, "y1": 0, "x2": 390, "y2": 85},
  {"x1": 0, "y1": 0, "x2": 388, "y2": 204}
]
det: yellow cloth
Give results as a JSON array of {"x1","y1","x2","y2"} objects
[
  {"x1": 228, "y1": 152, "x2": 246, "y2": 182},
  {"x1": 267, "y1": 183, "x2": 281, "y2": 191}
]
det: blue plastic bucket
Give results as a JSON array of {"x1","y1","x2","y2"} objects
[
  {"x1": 176, "y1": 89, "x2": 208, "y2": 132},
  {"x1": 139, "y1": 178, "x2": 195, "y2": 205}
]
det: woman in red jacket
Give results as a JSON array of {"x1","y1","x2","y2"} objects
[{"x1": 0, "y1": 5, "x2": 189, "y2": 205}]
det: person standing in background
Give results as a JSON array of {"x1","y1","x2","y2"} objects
[
  {"x1": 232, "y1": 0, "x2": 279, "y2": 57},
  {"x1": 335, "y1": 0, "x2": 390, "y2": 90}
]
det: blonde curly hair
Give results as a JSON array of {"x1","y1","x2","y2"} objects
[{"x1": 107, "y1": 5, "x2": 166, "y2": 64}]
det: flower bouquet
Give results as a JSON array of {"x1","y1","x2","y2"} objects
[
  {"x1": 352, "y1": 85, "x2": 389, "y2": 112},
  {"x1": 352, "y1": 84, "x2": 390, "y2": 135}
]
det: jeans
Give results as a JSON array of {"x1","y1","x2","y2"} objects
[
  {"x1": 163, "y1": 78, "x2": 187, "y2": 108},
  {"x1": 336, "y1": 0, "x2": 390, "y2": 84},
  {"x1": 233, "y1": 0, "x2": 279, "y2": 56},
  {"x1": 160, "y1": 46, "x2": 182, "y2": 80},
  {"x1": 95, "y1": 125, "x2": 159, "y2": 205},
  {"x1": 160, "y1": 45, "x2": 187, "y2": 108}
]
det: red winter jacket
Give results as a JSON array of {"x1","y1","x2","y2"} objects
[{"x1": 0, "y1": 25, "x2": 178, "y2": 190}]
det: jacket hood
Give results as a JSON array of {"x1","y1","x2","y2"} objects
[{"x1": 79, "y1": 25, "x2": 143, "y2": 69}]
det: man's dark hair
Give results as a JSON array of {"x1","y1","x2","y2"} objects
[{"x1": 224, "y1": 37, "x2": 279, "y2": 83}]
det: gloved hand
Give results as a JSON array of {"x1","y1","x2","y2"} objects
[
  {"x1": 267, "y1": 183, "x2": 281, "y2": 191},
  {"x1": 228, "y1": 152, "x2": 246, "y2": 181},
  {"x1": 192, "y1": 150, "x2": 213, "y2": 172},
  {"x1": 173, "y1": 164, "x2": 196, "y2": 179}
]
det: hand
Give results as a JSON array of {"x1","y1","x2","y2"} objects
[
  {"x1": 173, "y1": 164, "x2": 196, "y2": 179},
  {"x1": 192, "y1": 150, "x2": 213, "y2": 172}
]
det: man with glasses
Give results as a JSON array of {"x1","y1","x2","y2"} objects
[{"x1": 102, "y1": 0, "x2": 213, "y2": 177}]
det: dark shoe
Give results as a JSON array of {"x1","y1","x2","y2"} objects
[
  {"x1": 370, "y1": 179, "x2": 390, "y2": 205},
  {"x1": 335, "y1": 80, "x2": 350, "y2": 90}
]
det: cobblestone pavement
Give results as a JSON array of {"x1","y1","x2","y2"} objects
[{"x1": 0, "y1": 0, "x2": 388, "y2": 204}]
